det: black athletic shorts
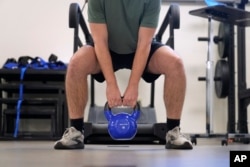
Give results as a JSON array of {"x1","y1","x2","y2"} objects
[{"x1": 92, "y1": 41, "x2": 164, "y2": 83}]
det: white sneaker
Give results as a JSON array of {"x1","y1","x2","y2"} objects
[
  {"x1": 54, "y1": 127, "x2": 84, "y2": 149},
  {"x1": 165, "y1": 126, "x2": 193, "y2": 149}
]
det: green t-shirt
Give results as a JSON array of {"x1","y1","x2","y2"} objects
[{"x1": 88, "y1": 0, "x2": 161, "y2": 54}]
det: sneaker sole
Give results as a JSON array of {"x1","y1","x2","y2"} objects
[
  {"x1": 165, "y1": 142, "x2": 193, "y2": 150},
  {"x1": 54, "y1": 142, "x2": 84, "y2": 150}
]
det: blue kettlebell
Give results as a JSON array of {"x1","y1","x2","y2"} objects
[{"x1": 104, "y1": 102, "x2": 140, "y2": 140}]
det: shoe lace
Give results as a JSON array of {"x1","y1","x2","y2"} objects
[
  {"x1": 170, "y1": 127, "x2": 190, "y2": 140},
  {"x1": 179, "y1": 133, "x2": 190, "y2": 140},
  {"x1": 62, "y1": 127, "x2": 74, "y2": 139}
]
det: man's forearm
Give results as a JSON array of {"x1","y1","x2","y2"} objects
[
  {"x1": 89, "y1": 23, "x2": 117, "y2": 85},
  {"x1": 95, "y1": 44, "x2": 117, "y2": 85},
  {"x1": 128, "y1": 27, "x2": 156, "y2": 86},
  {"x1": 128, "y1": 44, "x2": 150, "y2": 85}
]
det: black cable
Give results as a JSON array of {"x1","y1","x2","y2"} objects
[{"x1": 81, "y1": 0, "x2": 88, "y2": 12}]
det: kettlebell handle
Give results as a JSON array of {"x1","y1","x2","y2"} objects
[
  {"x1": 104, "y1": 101, "x2": 140, "y2": 112},
  {"x1": 104, "y1": 101, "x2": 141, "y2": 121}
]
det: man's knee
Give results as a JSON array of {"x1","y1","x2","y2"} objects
[
  {"x1": 149, "y1": 46, "x2": 184, "y2": 75},
  {"x1": 69, "y1": 45, "x2": 99, "y2": 74},
  {"x1": 173, "y1": 56, "x2": 185, "y2": 70}
]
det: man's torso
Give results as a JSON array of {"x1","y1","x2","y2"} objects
[{"x1": 88, "y1": 0, "x2": 161, "y2": 54}]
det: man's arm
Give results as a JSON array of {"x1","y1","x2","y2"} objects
[
  {"x1": 123, "y1": 27, "x2": 156, "y2": 107},
  {"x1": 89, "y1": 23, "x2": 115, "y2": 83},
  {"x1": 89, "y1": 23, "x2": 122, "y2": 107}
]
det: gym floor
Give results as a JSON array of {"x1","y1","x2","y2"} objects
[{"x1": 0, "y1": 138, "x2": 249, "y2": 167}]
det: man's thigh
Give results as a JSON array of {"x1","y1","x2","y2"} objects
[
  {"x1": 147, "y1": 45, "x2": 179, "y2": 75},
  {"x1": 72, "y1": 45, "x2": 101, "y2": 75}
]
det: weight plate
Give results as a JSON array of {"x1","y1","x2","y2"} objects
[
  {"x1": 218, "y1": 23, "x2": 230, "y2": 58},
  {"x1": 215, "y1": 60, "x2": 230, "y2": 98}
]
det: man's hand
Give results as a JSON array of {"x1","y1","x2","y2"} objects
[
  {"x1": 106, "y1": 83, "x2": 123, "y2": 108},
  {"x1": 122, "y1": 84, "x2": 139, "y2": 107}
]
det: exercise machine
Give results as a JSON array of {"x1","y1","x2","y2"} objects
[
  {"x1": 68, "y1": 2, "x2": 180, "y2": 144},
  {"x1": 189, "y1": 0, "x2": 250, "y2": 145}
]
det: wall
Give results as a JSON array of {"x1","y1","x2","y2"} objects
[{"x1": 0, "y1": 0, "x2": 249, "y2": 134}]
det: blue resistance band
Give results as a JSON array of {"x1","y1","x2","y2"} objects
[{"x1": 14, "y1": 67, "x2": 27, "y2": 138}]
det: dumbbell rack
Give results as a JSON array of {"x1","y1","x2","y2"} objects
[{"x1": 189, "y1": 4, "x2": 250, "y2": 145}]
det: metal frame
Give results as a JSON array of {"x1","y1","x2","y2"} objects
[
  {"x1": 189, "y1": 1, "x2": 250, "y2": 145},
  {"x1": 162, "y1": 0, "x2": 242, "y2": 3}
]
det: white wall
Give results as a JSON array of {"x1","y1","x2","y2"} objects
[{"x1": 0, "y1": 0, "x2": 249, "y2": 134}]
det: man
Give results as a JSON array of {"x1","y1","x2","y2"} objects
[{"x1": 54, "y1": 0, "x2": 193, "y2": 150}]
